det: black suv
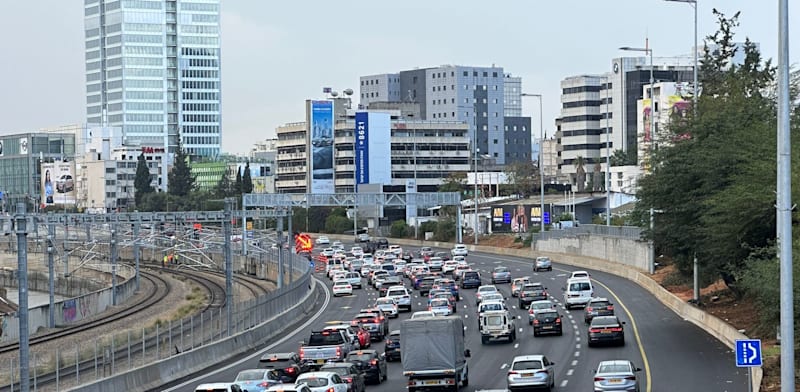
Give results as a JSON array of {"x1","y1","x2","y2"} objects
[
  {"x1": 351, "y1": 312, "x2": 388, "y2": 340},
  {"x1": 375, "y1": 238, "x2": 389, "y2": 249},
  {"x1": 532, "y1": 310, "x2": 563, "y2": 337},
  {"x1": 258, "y1": 352, "x2": 310, "y2": 382},
  {"x1": 384, "y1": 330, "x2": 401, "y2": 361},
  {"x1": 518, "y1": 284, "x2": 548, "y2": 308},
  {"x1": 461, "y1": 271, "x2": 482, "y2": 289},
  {"x1": 346, "y1": 350, "x2": 387, "y2": 384}
]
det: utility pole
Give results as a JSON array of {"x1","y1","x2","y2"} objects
[
  {"x1": 16, "y1": 203, "x2": 30, "y2": 392},
  {"x1": 276, "y1": 212, "x2": 284, "y2": 289},
  {"x1": 223, "y1": 198, "x2": 233, "y2": 337},
  {"x1": 110, "y1": 226, "x2": 118, "y2": 306},
  {"x1": 47, "y1": 220, "x2": 55, "y2": 328},
  {"x1": 133, "y1": 220, "x2": 140, "y2": 291}
]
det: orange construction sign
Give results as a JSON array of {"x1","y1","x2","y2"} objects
[{"x1": 295, "y1": 233, "x2": 313, "y2": 252}]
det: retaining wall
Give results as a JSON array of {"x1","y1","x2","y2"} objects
[
  {"x1": 319, "y1": 233, "x2": 762, "y2": 391},
  {"x1": 69, "y1": 265, "x2": 319, "y2": 392}
]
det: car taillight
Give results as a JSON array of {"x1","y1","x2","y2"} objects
[
  {"x1": 428, "y1": 306, "x2": 432, "y2": 311},
  {"x1": 336, "y1": 346, "x2": 341, "y2": 357},
  {"x1": 371, "y1": 359, "x2": 378, "y2": 365},
  {"x1": 533, "y1": 319, "x2": 539, "y2": 325},
  {"x1": 594, "y1": 376, "x2": 605, "y2": 382},
  {"x1": 259, "y1": 381, "x2": 272, "y2": 387},
  {"x1": 529, "y1": 308, "x2": 534, "y2": 314},
  {"x1": 299, "y1": 347, "x2": 305, "y2": 359},
  {"x1": 286, "y1": 367, "x2": 295, "y2": 373},
  {"x1": 508, "y1": 371, "x2": 518, "y2": 375},
  {"x1": 326, "y1": 388, "x2": 335, "y2": 392},
  {"x1": 607, "y1": 305, "x2": 614, "y2": 311},
  {"x1": 586, "y1": 307, "x2": 593, "y2": 312},
  {"x1": 555, "y1": 318, "x2": 562, "y2": 324},
  {"x1": 344, "y1": 377, "x2": 353, "y2": 382},
  {"x1": 590, "y1": 328, "x2": 601, "y2": 333},
  {"x1": 610, "y1": 327, "x2": 623, "y2": 332}
]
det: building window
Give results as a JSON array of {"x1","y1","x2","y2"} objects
[
  {"x1": 483, "y1": 72, "x2": 488, "y2": 77},
  {"x1": 493, "y1": 72, "x2": 498, "y2": 77},
  {"x1": 463, "y1": 71, "x2": 468, "y2": 76},
  {"x1": 493, "y1": 139, "x2": 498, "y2": 144}
]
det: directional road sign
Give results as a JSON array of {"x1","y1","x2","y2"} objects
[
  {"x1": 735, "y1": 339, "x2": 762, "y2": 367},
  {"x1": 543, "y1": 212, "x2": 551, "y2": 225}
]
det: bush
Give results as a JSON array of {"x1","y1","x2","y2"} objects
[
  {"x1": 325, "y1": 215, "x2": 352, "y2": 234},
  {"x1": 420, "y1": 221, "x2": 438, "y2": 234},
  {"x1": 434, "y1": 218, "x2": 456, "y2": 242},
  {"x1": 390, "y1": 220, "x2": 409, "y2": 238}
]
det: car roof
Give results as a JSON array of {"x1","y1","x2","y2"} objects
[
  {"x1": 321, "y1": 361, "x2": 358, "y2": 369},
  {"x1": 195, "y1": 383, "x2": 233, "y2": 389},
  {"x1": 298, "y1": 371, "x2": 337, "y2": 378},
  {"x1": 480, "y1": 300, "x2": 505, "y2": 306},
  {"x1": 590, "y1": 316, "x2": 621, "y2": 325},
  {"x1": 323, "y1": 324, "x2": 352, "y2": 330},
  {"x1": 589, "y1": 297, "x2": 610, "y2": 303},
  {"x1": 260, "y1": 352, "x2": 296, "y2": 360},
  {"x1": 512, "y1": 354, "x2": 546, "y2": 362},
  {"x1": 349, "y1": 349, "x2": 378, "y2": 355}
]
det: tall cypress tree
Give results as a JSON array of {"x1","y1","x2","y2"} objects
[
  {"x1": 235, "y1": 167, "x2": 243, "y2": 195},
  {"x1": 242, "y1": 161, "x2": 253, "y2": 194},
  {"x1": 134, "y1": 152, "x2": 154, "y2": 206},
  {"x1": 167, "y1": 139, "x2": 195, "y2": 197},
  {"x1": 215, "y1": 170, "x2": 234, "y2": 198}
]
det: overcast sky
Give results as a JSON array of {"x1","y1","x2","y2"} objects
[{"x1": 0, "y1": 1, "x2": 796, "y2": 154}]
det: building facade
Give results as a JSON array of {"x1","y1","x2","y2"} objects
[
  {"x1": 275, "y1": 103, "x2": 471, "y2": 194},
  {"x1": 84, "y1": 0, "x2": 221, "y2": 158},
  {"x1": 0, "y1": 133, "x2": 76, "y2": 212},
  {"x1": 360, "y1": 65, "x2": 530, "y2": 165}
]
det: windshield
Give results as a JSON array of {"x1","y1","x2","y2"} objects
[
  {"x1": 325, "y1": 367, "x2": 349, "y2": 376},
  {"x1": 599, "y1": 363, "x2": 632, "y2": 374},
  {"x1": 298, "y1": 376, "x2": 329, "y2": 387},
  {"x1": 536, "y1": 312, "x2": 559, "y2": 320},
  {"x1": 569, "y1": 282, "x2": 591, "y2": 291},
  {"x1": 236, "y1": 370, "x2": 267, "y2": 381},
  {"x1": 485, "y1": 315, "x2": 504, "y2": 326},
  {"x1": 478, "y1": 287, "x2": 497, "y2": 294},
  {"x1": 481, "y1": 303, "x2": 503, "y2": 312},
  {"x1": 309, "y1": 332, "x2": 344, "y2": 345},
  {"x1": 348, "y1": 353, "x2": 374, "y2": 362},
  {"x1": 512, "y1": 360, "x2": 543, "y2": 370},
  {"x1": 430, "y1": 299, "x2": 449, "y2": 307}
]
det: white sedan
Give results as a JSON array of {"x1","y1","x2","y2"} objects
[
  {"x1": 375, "y1": 297, "x2": 399, "y2": 318},
  {"x1": 320, "y1": 248, "x2": 335, "y2": 257},
  {"x1": 451, "y1": 244, "x2": 469, "y2": 257},
  {"x1": 295, "y1": 371, "x2": 349, "y2": 392},
  {"x1": 332, "y1": 280, "x2": 353, "y2": 297},
  {"x1": 315, "y1": 236, "x2": 330, "y2": 245}
]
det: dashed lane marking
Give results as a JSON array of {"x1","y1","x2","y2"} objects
[
  {"x1": 574, "y1": 351, "x2": 580, "y2": 357},
  {"x1": 501, "y1": 363, "x2": 508, "y2": 369},
  {"x1": 566, "y1": 369, "x2": 574, "y2": 376},
  {"x1": 514, "y1": 343, "x2": 519, "y2": 349},
  {"x1": 571, "y1": 360, "x2": 578, "y2": 366}
]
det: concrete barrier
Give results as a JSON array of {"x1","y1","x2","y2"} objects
[
  {"x1": 69, "y1": 275, "x2": 320, "y2": 392},
  {"x1": 318, "y1": 233, "x2": 762, "y2": 391}
]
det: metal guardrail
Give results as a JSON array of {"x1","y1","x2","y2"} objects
[{"x1": 533, "y1": 224, "x2": 643, "y2": 242}]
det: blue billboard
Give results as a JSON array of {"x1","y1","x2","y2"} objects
[
  {"x1": 354, "y1": 111, "x2": 391, "y2": 189},
  {"x1": 309, "y1": 100, "x2": 335, "y2": 193}
]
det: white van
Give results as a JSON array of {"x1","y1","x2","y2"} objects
[
  {"x1": 326, "y1": 257, "x2": 344, "y2": 273},
  {"x1": 563, "y1": 278, "x2": 594, "y2": 309}
]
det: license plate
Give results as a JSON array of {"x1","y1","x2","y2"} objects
[
  {"x1": 601, "y1": 329, "x2": 611, "y2": 333},
  {"x1": 609, "y1": 378, "x2": 623, "y2": 383},
  {"x1": 521, "y1": 372, "x2": 533, "y2": 377},
  {"x1": 316, "y1": 359, "x2": 325, "y2": 364},
  {"x1": 425, "y1": 380, "x2": 440, "y2": 385},
  {"x1": 543, "y1": 325, "x2": 553, "y2": 329}
]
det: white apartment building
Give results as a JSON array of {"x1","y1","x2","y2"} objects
[
  {"x1": 637, "y1": 81, "x2": 692, "y2": 172},
  {"x1": 84, "y1": 0, "x2": 222, "y2": 157},
  {"x1": 275, "y1": 108, "x2": 470, "y2": 194}
]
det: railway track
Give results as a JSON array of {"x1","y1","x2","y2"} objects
[
  {"x1": 0, "y1": 271, "x2": 172, "y2": 355},
  {"x1": 203, "y1": 270, "x2": 271, "y2": 298},
  {"x1": 166, "y1": 268, "x2": 227, "y2": 311}
]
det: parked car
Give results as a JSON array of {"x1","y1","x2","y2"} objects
[
  {"x1": 258, "y1": 352, "x2": 309, "y2": 382},
  {"x1": 319, "y1": 362, "x2": 367, "y2": 392},
  {"x1": 506, "y1": 355, "x2": 556, "y2": 391},
  {"x1": 584, "y1": 297, "x2": 615, "y2": 324},
  {"x1": 534, "y1": 256, "x2": 553, "y2": 272},
  {"x1": 383, "y1": 330, "x2": 401, "y2": 361},
  {"x1": 587, "y1": 316, "x2": 626, "y2": 347},
  {"x1": 532, "y1": 310, "x2": 563, "y2": 337},
  {"x1": 593, "y1": 360, "x2": 642, "y2": 392}
]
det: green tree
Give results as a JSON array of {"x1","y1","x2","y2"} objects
[
  {"x1": 574, "y1": 156, "x2": 586, "y2": 192},
  {"x1": 134, "y1": 152, "x2": 154, "y2": 207},
  {"x1": 235, "y1": 167, "x2": 243, "y2": 196},
  {"x1": 390, "y1": 220, "x2": 409, "y2": 238},
  {"x1": 504, "y1": 161, "x2": 538, "y2": 197},
  {"x1": 242, "y1": 162, "x2": 253, "y2": 194},
  {"x1": 214, "y1": 170, "x2": 234, "y2": 198},
  {"x1": 438, "y1": 172, "x2": 466, "y2": 217},
  {"x1": 167, "y1": 141, "x2": 195, "y2": 197},
  {"x1": 610, "y1": 149, "x2": 636, "y2": 166}
]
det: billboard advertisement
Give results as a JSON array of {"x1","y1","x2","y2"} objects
[
  {"x1": 42, "y1": 161, "x2": 77, "y2": 206},
  {"x1": 491, "y1": 204, "x2": 551, "y2": 233},
  {"x1": 354, "y1": 111, "x2": 392, "y2": 188},
  {"x1": 309, "y1": 100, "x2": 335, "y2": 193}
]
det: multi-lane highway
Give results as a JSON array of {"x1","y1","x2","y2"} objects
[{"x1": 161, "y1": 244, "x2": 749, "y2": 392}]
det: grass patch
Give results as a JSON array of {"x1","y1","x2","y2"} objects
[{"x1": 661, "y1": 270, "x2": 692, "y2": 287}]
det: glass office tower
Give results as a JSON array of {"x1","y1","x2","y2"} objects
[{"x1": 84, "y1": 0, "x2": 221, "y2": 157}]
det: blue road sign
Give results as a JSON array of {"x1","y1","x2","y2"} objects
[
  {"x1": 543, "y1": 212, "x2": 550, "y2": 225},
  {"x1": 503, "y1": 212, "x2": 511, "y2": 224},
  {"x1": 735, "y1": 339, "x2": 762, "y2": 367}
]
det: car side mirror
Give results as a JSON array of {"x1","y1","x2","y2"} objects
[
  {"x1": 299, "y1": 340, "x2": 307, "y2": 346},
  {"x1": 464, "y1": 349, "x2": 471, "y2": 358},
  {"x1": 635, "y1": 367, "x2": 642, "y2": 372},
  {"x1": 621, "y1": 321, "x2": 626, "y2": 325},
  {"x1": 551, "y1": 361, "x2": 555, "y2": 365},
  {"x1": 561, "y1": 287, "x2": 566, "y2": 291}
]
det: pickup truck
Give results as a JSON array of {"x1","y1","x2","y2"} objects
[{"x1": 299, "y1": 330, "x2": 353, "y2": 368}]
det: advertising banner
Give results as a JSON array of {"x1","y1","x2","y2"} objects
[
  {"x1": 354, "y1": 111, "x2": 392, "y2": 187},
  {"x1": 491, "y1": 204, "x2": 551, "y2": 233},
  {"x1": 42, "y1": 161, "x2": 76, "y2": 206},
  {"x1": 355, "y1": 112, "x2": 369, "y2": 186},
  {"x1": 309, "y1": 100, "x2": 335, "y2": 193},
  {"x1": 405, "y1": 179, "x2": 417, "y2": 223}
]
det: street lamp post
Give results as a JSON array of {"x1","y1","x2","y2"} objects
[
  {"x1": 664, "y1": 0, "x2": 698, "y2": 113},
  {"x1": 605, "y1": 76, "x2": 611, "y2": 226},
  {"x1": 474, "y1": 147, "x2": 479, "y2": 245},
  {"x1": 521, "y1": 93, "x2": 545, "y2": 233},
  {"x1": 619, "y1": 46, "x2": 655, "y2": 170}
]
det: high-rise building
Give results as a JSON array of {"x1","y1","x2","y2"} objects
[
  {"x1": 360, "y1": 65, "x2": 530, "y2": 165},
  {"x1": 84, "y1": 0, "x2": 222, "y2": 158}
]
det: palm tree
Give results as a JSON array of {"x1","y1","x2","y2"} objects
[
  {"x1": 593, "y1": 162, "x2": 603, "y2": 191},
  {"x1": 575, "y1": 156, "x2": 586, "y2": 192}
]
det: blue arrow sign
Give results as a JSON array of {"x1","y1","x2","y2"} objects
[
  {"x1": 735, "y1": 339, "x2": 762, "y2": 367},
  {"x1": 543, "y1": 212, "x2": 550, "y2": 225}
]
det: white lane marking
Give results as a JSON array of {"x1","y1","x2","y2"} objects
[
  {"x1": 519, "y1": 328, "x2": 524, "y2": 332},
  {"x1": 557, "y1": 273, "x2": 567, "y2": 277},
  {"x1": 501, "y1": 363, "x2": 508, "y2": 369},
  {"x1": 574, "y1": 351, "x2": 580, "y2": 357},
  {"x1": 560, "y1": 380, "x2": 569, "y2": 387},
  {"x1": 464, "y1": 314, "x2": 469, "y2": 318},
  {"x1": 573, "y1": 324, "x2": 578, "y2": 329},
  {"x1": 566, "y1": 369, "x2": 574, "y2": 376},
  {"x1": 575, "y1": 337, "x2": 581, "y2": 342},
  {"x1": 567, "y1": 314, "x2": 573, "y2": 319},
  {"x1": 576, "y1": 343, "x2": 581, "y2": 349},
  {"x1": 514, "y1": 343, "x2": 519, "y2": 349}
]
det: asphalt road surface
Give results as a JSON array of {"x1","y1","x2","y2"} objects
[{"x1": 161, "y1": 244, "x2": 749, "y2": 392}]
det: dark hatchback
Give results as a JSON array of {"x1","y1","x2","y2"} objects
[
  {"x1": 384, "y1": 330, "x2": 401, "y2": 361},
  {"x1": 532, "y1": 310, "x2": 563, "y2": 337},
  {"x1": 320, "y1": 362, "x2": 366, "y2": 392},
  {"x1": 460, "y1": 271, "x2": 482, "y2": 289},
  {"x1": 583, "y1": 297, "x2": 615, "y2": 324},
  {"x1": 588, "y1": 316, "x2": 626, "y2": 347},
  {"x1": 346, "y1": 350, "x2": 387, "y2": 384},
  {"x1": 417, "y1": 276, "x2": 437, "y2": 295},
  {"x1": 258, "y1": 352, "x2": 309, "y2": 382}
]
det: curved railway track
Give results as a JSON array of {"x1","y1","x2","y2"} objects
[
  {"x1": 0, "y1": 270, "x2": 172, "y2": 355},
  {"x1": 203, "y1": 270, "x2": 271, "y2": 298},
  {"x1": 166, "y1": 268, "x2": 227, "y2": 311}
]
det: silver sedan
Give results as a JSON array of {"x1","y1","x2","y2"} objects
[{"x1": 593, "y1": 360, "x2": 641, "y2": 391}]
